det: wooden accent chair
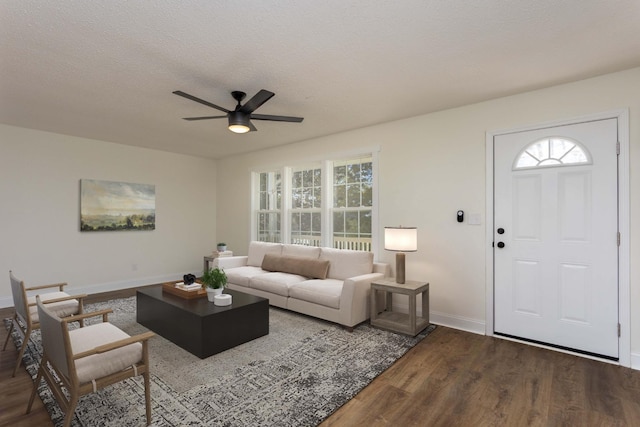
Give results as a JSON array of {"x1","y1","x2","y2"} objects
[
  {"x1": 27, "y1": 295, "x2": 155, "y2": 427},
  {"x1": 2, "y1": 270, "x2": 87, "y2": 377}
]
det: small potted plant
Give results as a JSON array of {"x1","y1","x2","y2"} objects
[
  {"x1": 201, "y1": 267, "x2": 227, "y2": 302},
  {"x1": 217, "y1": 242, "x2": 227, "y2": 252}
]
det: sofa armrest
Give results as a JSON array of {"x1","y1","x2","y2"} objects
[
  {"x1": 339, "y1": 272, "x2": 385, "y2": 327},
  {"x1": 213, "y1": 256, "x2": 248, "y2": 270},
  {"x1": 373, "y1": 262, "x2": 390, "y2": 277}
]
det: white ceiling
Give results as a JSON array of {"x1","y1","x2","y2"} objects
[{"x1": 2, "y1": 1, "x2": 640, "y2": 159}]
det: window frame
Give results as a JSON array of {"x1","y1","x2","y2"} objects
[
  {"x1": 513, "y1": 137, "x2": 592, "y2": 170},
  {"x1": 251, "y1": 151, "x2": 379, "y2": 253}
]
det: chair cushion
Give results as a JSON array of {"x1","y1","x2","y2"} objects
[
  {"x1": 319, "y1": 248, "x2": 374, "y2": 280},
  {"x1": 249, "y1": 272, "x2": 307, "y2": 297},
  {"x1": 225, "y1": 266, "x2": 268, "y2": 287},
  {"x1": 247, "y1": 242, "x2": 283, "y2": 267},
  {"x1": 289, "y1": 279, "x2": 343, "y2": 309},
  {"x1": 28, "y1": 292, "x2": 80, "y2": 324},
  {"x1": 70, "y1": 323, "x2": 143, "y2": 384}
]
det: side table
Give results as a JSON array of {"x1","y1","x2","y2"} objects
[
  {"x1": 203, "y1": 251, "x2": 233, "y2": 271},
  {"x1": 370, "y1": 279, "x2": 429, "y2": 336}
]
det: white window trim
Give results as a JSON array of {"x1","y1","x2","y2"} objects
[
  {"x1": 513, "y1": 136, "x2": 592, "y2": 170},
  {"x1": 250, "y1": 149, "x2": 380, "y2": 256}
]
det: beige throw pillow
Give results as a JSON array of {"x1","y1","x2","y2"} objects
[{"x1": 261, "y1": 254, "x2": 330, "y2": 280}]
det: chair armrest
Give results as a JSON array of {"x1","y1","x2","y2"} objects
[
  {"x1": 73, "y1": 331, "x2": 156, "y2": 360},
  {"x1": 213, "y1": 256, "x2": 249, "y2": 269},
  {"x1": 62, "y1": 308, "x2": 113, "y2": 324},
  {"x1": 26, "y1": 282, "x2": 67, "y2": 292},
  {"x1": 27, "y1": 294, "x2": 88, "y2": 307}
]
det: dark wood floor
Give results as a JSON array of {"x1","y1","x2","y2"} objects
[
  {"x1": 322, "y1": 328, "x2": 640, "y2": 427},
  {"x1": 2, "y1": 288, "x2": 640, "y2": 426}
]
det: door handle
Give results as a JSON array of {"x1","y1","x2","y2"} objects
[
  {"x1": 497, "y1": 228, "x2": 505, "y2": 234},
  {"x1": 497, "y1": 242, "x2": 505, "y2": 248}
]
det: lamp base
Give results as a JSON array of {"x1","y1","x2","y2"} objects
[{"x1": 395, "y1": 252, "x2": 406, "y2": 284}]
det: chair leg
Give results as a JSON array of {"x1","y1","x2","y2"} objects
[
  {"x1": 2, "y1": 316, "x2": 16, "y2": 350},
  {"x1": 12, "y1": 325, "x2": 32, "y2": 377},
  {"x1": 144, "y1": 371, "x2": 152, "y2": 425},
  {"x1": 64, "y1": 395, "x2": 79, "y2": 427},
  {"x1": 26, "y1": 361, "x2": 44, "y2": 413}
]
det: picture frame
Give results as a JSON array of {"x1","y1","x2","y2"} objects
[{"x1": 80, "y1": 179, "x2": 155, "y2": 231}]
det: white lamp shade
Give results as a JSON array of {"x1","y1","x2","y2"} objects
[{"x1": 384, "y1": 227, "x2": 418, "y2": 252}]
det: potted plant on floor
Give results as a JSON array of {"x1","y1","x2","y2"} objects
[{"x1": 201, "y1": 267, "x2": 227, "y2": 302}]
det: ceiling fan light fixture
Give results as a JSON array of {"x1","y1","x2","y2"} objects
[
  {"x1": 228, "y1": 124, "x2": 251, "y2": 134},
  {"x1": 228, "y1": 111, "x2": 251, "y2": 134}
]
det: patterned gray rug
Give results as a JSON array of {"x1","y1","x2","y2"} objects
[{"x1": 6, "y1": 296, "x2": 435, "y2": 426}]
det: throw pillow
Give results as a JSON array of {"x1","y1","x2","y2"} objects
[{"x1": 261, "y1": 254, "x2": 330, "y2": 279}]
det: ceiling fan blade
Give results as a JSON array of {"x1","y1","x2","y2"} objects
[
  {"x1": 251, "y1": 114, "x2": 304, "y2": 123},
  {"x1": 239, "y1": 90, "x2": 275, "y2": 114},
  {"x1": 173, "y1": 90, "x2": 230, "y2": 113},
  {"x1": 182, "y1": 116, "x2": 227, "y2": 121},
  {"x1": 248, "y1": 120, "x2": 257, "y2": 132}
]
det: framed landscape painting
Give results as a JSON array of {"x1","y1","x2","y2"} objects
[{"x1": 80, "y1": 179, "x2": 155, "y2": 231}]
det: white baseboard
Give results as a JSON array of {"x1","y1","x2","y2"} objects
[
  {"x1": 631, "y1": 353, "x2": 640, "y2": 371},
  {"x1": 0, "y1": 273, "x2": 183, "y2": 309},
  {"x1": 389, "y1": 302, "x2": 486, "y2": 335},
  {"x1": 429, "y1": 310, "x2": 486, "y2": 335}
]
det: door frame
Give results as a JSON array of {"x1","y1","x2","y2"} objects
[{"x1": 485, "y1": 109, "x2": 630, "y2": 367}]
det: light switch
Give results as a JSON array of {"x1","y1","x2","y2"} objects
[{"x1": 468, "y1": 213, "x2": 482, "y2": 225}]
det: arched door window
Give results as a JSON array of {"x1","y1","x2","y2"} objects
[{"x1": 513, "y1": 137, "x2": 591, "y2": 170}]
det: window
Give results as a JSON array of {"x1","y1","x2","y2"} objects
[
  {"x1": 332, "y1": 157, "x2": 373, "y2": 251},
  {"x1": 256, "y1": 171, "x2": 281, "y2": 243},
  {"x1": 514, "y1": 137, "x2": 591, "y2": 170},
  {"x1": 290, "y1": 166, "x2": 322, "y2": 246},
  {"x1": 252, "y1": 153, "x2": 377, "y2": 251}
]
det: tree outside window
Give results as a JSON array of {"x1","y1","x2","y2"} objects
[
  {"x1": 332, "y1": 157, "x2": 373, "y2": 251},
  {"x1": 256, "y1": 171, "x2": 281, "y2": 243},
  {"x1": 291, "y1": 166, "x2": 322, "y2": 246}
]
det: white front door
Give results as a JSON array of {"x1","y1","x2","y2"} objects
[{"x1": 493, "y1": 118, "x2": 619, "y2": 359}]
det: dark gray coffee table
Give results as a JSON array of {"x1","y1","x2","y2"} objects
[{"x1": 136, "y1": 285, "x2": 269, "y2": 358}]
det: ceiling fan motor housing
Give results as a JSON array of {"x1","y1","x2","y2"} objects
[{"x1": 229, "y1": 111, "x2": 250, "y2": 127}]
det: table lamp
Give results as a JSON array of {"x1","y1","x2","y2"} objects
[{"x1": 384, "y1": 226, "x2": 418, "y2": 284}]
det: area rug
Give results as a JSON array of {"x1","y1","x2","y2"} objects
[{"x1": 6, "y1": 297, "x2": 435, "y2": 426}]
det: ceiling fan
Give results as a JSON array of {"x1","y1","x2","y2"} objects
[{"x1": 173, "y1": 89, "x2": 304, "y2": 134}]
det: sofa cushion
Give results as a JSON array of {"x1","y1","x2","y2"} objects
[
  {"x1": 261, "y1": 254, "x2": 330, "y2": 279},
  {"x1": 225, "y1": 266, "x2": 267, "y2": 287},
  {"x1": 250, "y1": 272, "x2": 307, "y2": 297},
  {"x1": 247, "y1": 241, "x2": 283, "y2": 267},
  {"x1": 319, "y1": 247, "x2": 374, "y2": 280},
  {"x1": 289, "y1": 279, "x2": 343, "y2": 309},
  {"x1": 282, "y1": 244, "x2": 321, "y2": 259}
]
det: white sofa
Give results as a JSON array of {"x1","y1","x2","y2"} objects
[{"x1": 213, "y1": 241, "x2": 389, "y2": 329}]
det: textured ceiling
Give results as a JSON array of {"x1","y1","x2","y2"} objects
[{"x1": 2, "y1": 1, "x2": 640, "y2": 159}]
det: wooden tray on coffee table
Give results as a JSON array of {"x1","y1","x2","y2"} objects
[{"x1": 162, "y1": 281, "x2": 207, "y2": 299}]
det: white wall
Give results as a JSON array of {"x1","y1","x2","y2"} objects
[
  {"x1": 0, "y1": 125, "x2": 217, "y2": 305},
  {"x1": 216, "y1": 68, "x2": 640, "y2": 358}
]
